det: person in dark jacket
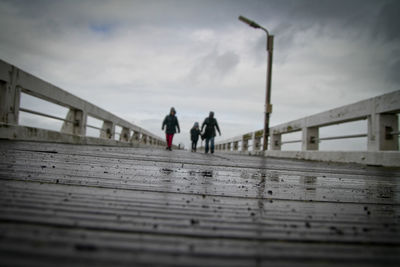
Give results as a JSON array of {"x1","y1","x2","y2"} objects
[
  {"x1": 190, "y1": 122, "x2": 201, "y2": 152},
  {"x1": 162, "y1": 107, "x2": 180, "y2": 151},
  {"x1": 201, "y1": 111, "x2": 221, "y2": 154}
]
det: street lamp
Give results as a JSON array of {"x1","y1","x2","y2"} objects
[{"x1": 238, "y1": 15, "x2": 274, "y2": 151}]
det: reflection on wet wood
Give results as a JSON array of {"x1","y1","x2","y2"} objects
[{"x1": 0, "y1": 140, "x2": 399, "y2": 266}]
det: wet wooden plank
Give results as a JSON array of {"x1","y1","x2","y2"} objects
[{"x1": 0, "y1": 140, "x2": 399, "y2": 266}]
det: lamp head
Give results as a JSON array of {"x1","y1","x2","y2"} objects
[{"x1": 238, "y1": 15, "x2": 260, "y2": 29}]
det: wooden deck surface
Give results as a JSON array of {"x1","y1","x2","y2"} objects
[{"x1": 0, "y1": 140, "x2": 399, "y2": 266}]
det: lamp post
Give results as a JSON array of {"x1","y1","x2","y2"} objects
[{"x1": 238, "y1": 15, "x2": 274, "y2": 151}]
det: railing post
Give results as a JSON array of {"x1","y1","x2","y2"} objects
[
  {"x1": 270, "y1": 132, "x2": 282, "y2": 150},
  {"x1": 61, "y1": 109, "x2": 87, "y2": 136},
  {"x1": 130, "y1": 131, "x2": 140, "y2": 143},
  {"x1": 242, "y1": 134, "x2": 250, "y2": 152},
  {"x1": 368, "y1": 113, "x2": 398, "y2": 151},
  {"x1": 141, "y1": 134, "x2": 147, "y2": 144},
  {"x1": 120, "y1": 127, "x2": 130, "y2": 142},
  {"x1": 252, "y1": 132, "x2": 256, "y2": 151},
  {"x1": 253, "y1": 130, "x2": 263, "y2": 151},
  {"x1": 227, "y1": 142, "x2": 231, "y2": 151},
  {"x1": 233, "y1": 141, "x2": 239, "y2": 151},
  {"x1": 302, "y1": 127, "x2": 319, "y2": 150},
  {"x1": 100, "y1": 121, "x2": 114, "y2": 139},
  {"x1": 0, "y1": 66, "x2": 20, "y2": 125}
]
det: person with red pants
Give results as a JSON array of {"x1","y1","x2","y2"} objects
[{"x1": 162, "y1": 107, "x2": 180, "y2": 151}]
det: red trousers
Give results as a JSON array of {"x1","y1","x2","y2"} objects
[{"x1": 166, "y1": 134, "x2": 174, "y2": 148}]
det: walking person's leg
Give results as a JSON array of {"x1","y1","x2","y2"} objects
[
  {"x1": 194, "y1": 140, "x2": 198, "y2": 152},
  {"x1": 205, "y1": 138, "x2": 210, "y2": 153},
  {"x1": 165, "y1": 134, "x2": 169, "y2": 149},
  {"x1": 210, "y1": 137, "x2": 215, "y2": 154},
  {"x1": 167, "y1": 134, "x2": 174, "y2": 150}
]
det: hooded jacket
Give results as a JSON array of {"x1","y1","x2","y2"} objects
[
  {"x1": 190, "y1": 126, "x2": 201, "y2": 142},
  {"x1": 201, "y1": 113, "x2": 220, "y2": 139},
  {"x1": 162, "y1": 113, "x2": 180, "y2": 134}
]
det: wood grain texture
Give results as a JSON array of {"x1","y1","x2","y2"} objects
[{"x1": 0, "y1": 140, "x2": 399, "y2": 266}]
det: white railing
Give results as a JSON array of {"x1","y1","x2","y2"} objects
[
  {"x1": 214, "y1": 90, "x2": 400, "y2": 166},
  {"x1": 0, "y1": 59, "x2": 166, "y2": 147}
]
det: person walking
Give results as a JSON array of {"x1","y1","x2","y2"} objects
[
  {"x1": 201, "y1": 111, "x2": 221, "y2": 154},
  {"x1": 190, "y1": 122, "x2": 201, "y2": 152},
  {"x1": 162, "y1": 107, "x2": 180, "y2": 151}
]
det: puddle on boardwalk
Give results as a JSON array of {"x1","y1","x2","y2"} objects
[
  {"x1": 300, "y1": 176, "x2": 317, "y2": 191},
  {"x1": 188, "y1": 170, "x2": 213, "y2": 178},
  {"x1": 301, "y1": 176, "x2": 317, "y2": 185},
  {"x1": 376, "y1": 186, "x2": 394, "y2": 200},
  {"x1": 201, "y1": 171, "x2": 213, "y2": 178},
  {"x1": 160, "y1": 168, "x2": 174, "y2": 175},
  {"x1": 250, "y1": 171, "x2": 280, "y2": 183}
]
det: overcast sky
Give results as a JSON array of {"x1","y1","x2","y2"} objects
[{"x1": 1, "y1": 0, "x2": 399, "y2": 150}]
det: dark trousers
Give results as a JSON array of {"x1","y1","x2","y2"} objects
[
  {"x1": 205, "y1": 137, "x2": 215, "y2": 153},
  {"x1": 191, "y1": 139, "x2": 198, "y2": 151}
]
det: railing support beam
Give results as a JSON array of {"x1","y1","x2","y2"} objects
[
  {"x1": 130, "y1": 131, "x2": 140, "y2": 143},
  {"x1": 233, "y1": 141, "x2": 239, "y2": 151},
  {"x1": 141, "y1": 134, "x2": 148, "y2": 144},
  {"x1": 120, "y1": 127, "x2": 130, "y2": 142},
  {"x1": 302, "y1": 127, "x2": 319, "y2": 151},
  {"x1": 0, "y1": 66, "x2": 20, "y2": 125},
  {"x1": 242, "y1": 138, "x2": 248, "y2": 152},
  {"x1": 271, "y1": 133, "x2": 282, "y2": 150},
  {"x1": 253, "y1": 132, "x2": 262, "y2": 151},
  {"x1": 100, "y1": 121, "x2": 114, "y2": 139},
  {"x1": 61, "y1": 109, "x2": 87, "y2": 136},
  {"x1": 368, "y1": 113, "x2": 398, "y2": 151}
]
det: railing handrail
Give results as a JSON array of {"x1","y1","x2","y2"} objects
[
  {"x1": 0, "y1": 59, "x2": 165, "y2": 146},
  {"x1": 270, "y1": 90, "x2": 400, "y2": 135},
  {"x1": 215, "y1": 90, "x2": 400, "y2": 153}
]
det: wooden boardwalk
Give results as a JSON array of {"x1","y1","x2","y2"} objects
[{"x1": 0, "y1": 140, "x2": 399, "y2": 266}]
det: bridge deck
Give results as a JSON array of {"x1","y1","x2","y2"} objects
[{"x1": 0, "y1": 140, "x2": 399, "y2": 266}]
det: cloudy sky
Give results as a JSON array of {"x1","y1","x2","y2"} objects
[{"x1": 1, "y1": 0, "x2": 399, "y2": 150}]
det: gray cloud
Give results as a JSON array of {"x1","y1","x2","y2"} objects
[
  {"x1": 374, "y1": 0, "x2": 400, "y2": 41},
  {"x1": 186, "y1": 49, "x2": 240, "y2": 85},
  {"x1": 1, "y1": 0, "x2": 399, "y2": 149}
]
